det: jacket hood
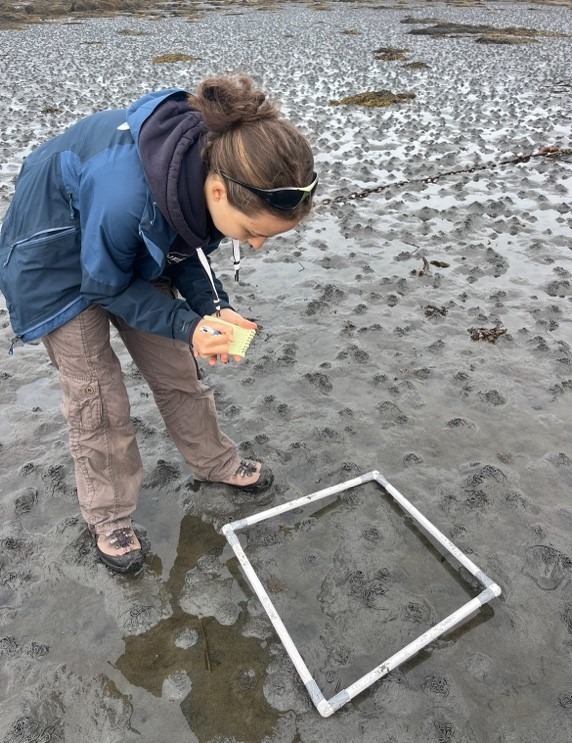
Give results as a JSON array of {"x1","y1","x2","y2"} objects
[{"x1": 127, "y1": 89, "x2": 212, "y2": 250}]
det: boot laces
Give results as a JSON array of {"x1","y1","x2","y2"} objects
[
  {"x1": 105, "y1": 528, "x2": 136, "y2": 550},
  {"x1": 235, "y1": 460, "x2": 257, "y2": 478}
]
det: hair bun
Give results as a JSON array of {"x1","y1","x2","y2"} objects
[
  {"x1": 188, "y1": 75, "x2": 279, "y2": 134},
  {"x1": 189, "y1": 73, "x2": 315, "y2": 220}
]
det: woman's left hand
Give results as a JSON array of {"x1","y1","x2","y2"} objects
[
  {"x1": 206, "y1": 308, "x2": 257, "y2": 364},
  {"x1": 220, "y1": 308, "x2": 257, "y2": 363},
  {"x1": 219, "y1": 307, "x2": 257, "y2": 331}
]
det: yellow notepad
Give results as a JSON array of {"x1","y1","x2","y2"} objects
[{"x1": 203, "y1": 315, "x2": 257, "y2": 358}]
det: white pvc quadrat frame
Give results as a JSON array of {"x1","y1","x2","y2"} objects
[{"x1": 222, "y1": 470, "x2": 502, "y2": 717}]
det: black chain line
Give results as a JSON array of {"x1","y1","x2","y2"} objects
[{"x1": 318, "y1": 145, "x2": 572, "y2": 206}]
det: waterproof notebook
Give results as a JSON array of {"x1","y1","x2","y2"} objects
[{"x1": 203, "y1": 316, "x2": 256, "y2": 358}]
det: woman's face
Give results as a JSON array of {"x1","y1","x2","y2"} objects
[{"x1": 204, "y1": 175, "x2": 300, "y2": 249}]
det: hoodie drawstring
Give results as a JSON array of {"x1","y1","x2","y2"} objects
[
  {"x1": 195, "y1": 247, "x2": 222, "y2": 317},
  {"x1": 232, "y1": 238, "x2": 241, "y2": 282}
]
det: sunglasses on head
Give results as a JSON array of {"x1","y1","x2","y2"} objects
[{"x1": 221, "y1": 171, "x2": 319, "y2": 211}]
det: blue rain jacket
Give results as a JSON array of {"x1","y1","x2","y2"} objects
[{"x1": 0, "y1": 89, "x2": 230, "y2": 346}]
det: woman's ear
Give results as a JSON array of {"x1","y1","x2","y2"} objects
[{"x1": 205, "y1": 173, "x2": 227, "y2": 203}]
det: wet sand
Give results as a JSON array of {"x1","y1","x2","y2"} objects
[{"x1": 1, "y1": 1, "x2": 571, "y2": 741}]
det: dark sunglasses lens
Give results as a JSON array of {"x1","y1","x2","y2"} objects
[
  {"x1": 265, "y1": 181, "x2": 318, "y2": 210},
  {"x1": 266, "y1": 191, "x2": 307, "y2": 210}
]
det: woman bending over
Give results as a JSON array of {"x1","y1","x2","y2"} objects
[{"x1": 0, "y1": 74, "x2": 317, "y2": 573}]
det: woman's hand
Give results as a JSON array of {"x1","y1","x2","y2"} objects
[
  {"x1": 219, "y1": 308, "x2": 257, "y2": 331},
  {"x1": 191, "y1": 310, "x2": 257, "y2": 365},
  {"x1": 220, "y1": 308, "x2": 258, "y2": 362}
]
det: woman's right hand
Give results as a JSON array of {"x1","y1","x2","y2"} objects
[{"x1": 191, "y1": 319, "x2": 234, "y2": 366}]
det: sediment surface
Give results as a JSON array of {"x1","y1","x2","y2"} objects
[{"x1": 0, "y1": 1, "x2": 571, "y2": 741}]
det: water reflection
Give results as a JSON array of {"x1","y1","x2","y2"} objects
[{"x1": 115, "y1": 514, "x2": 280, "y2": 743}]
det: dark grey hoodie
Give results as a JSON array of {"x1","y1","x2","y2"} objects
[{"x1": 138, "y1": 91, "x2": 229, "y2": 312}]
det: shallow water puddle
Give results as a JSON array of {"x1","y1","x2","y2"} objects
[{"x1": 115, "y1": 514, "x2": 280, "y2": 742}]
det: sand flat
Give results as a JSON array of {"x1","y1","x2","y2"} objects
[{"x1": 0, "y1": 2, "x2": 571, "y2": 741}]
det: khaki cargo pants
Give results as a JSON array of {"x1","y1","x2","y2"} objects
[{"x1": 42, "y1": 293, "x2": 239, "y2": 535}]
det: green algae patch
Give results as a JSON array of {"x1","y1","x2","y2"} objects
[
  {"x1": 152, "y1": 52, "x2": 200, "y2": 63},
  {"x1": 330, "y1": 90, "x2": 416, "y2": 107}
]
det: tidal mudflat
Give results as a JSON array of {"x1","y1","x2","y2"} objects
[{"x1": 0, "y1": 1, "x2": 571, "y2": 741}]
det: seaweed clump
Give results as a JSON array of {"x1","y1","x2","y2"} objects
[
  {"x1": 476, "y1": 33, "x2": 535, "y2": 45},
  {"x1": 117, "y1": 28, "x2": 151, "y2": 36},
  {"x1": 407, "y1": 21, "x2": 568, "y2": 44},
  {"x1": 373, "y1": 45, "x2": 409, "y2": 61},
  {"x1": 403, "y1": 61, "x2": 430, "y2": 69},
  {"x1": 400, "y1": 16, "x2": 442, "y2": 24},
  {"x1": 469, "y1": 327, "x2": 508, "y2": 343},
  {"x1": 152, "y1": 52, "x2": 200, "y2": 64},
  {"x1": 330, "y1": 90, "x2": 415, "y2": 107}
]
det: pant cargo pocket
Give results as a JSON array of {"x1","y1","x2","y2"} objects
[{"x1": 60, "y1": 376, "x2": 104, "y2": 431}]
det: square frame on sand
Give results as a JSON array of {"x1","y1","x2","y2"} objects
[{"x1": 222, "y1": 470, "x2": 501, "y2": 717}]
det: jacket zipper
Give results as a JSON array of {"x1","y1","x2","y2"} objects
[
  {"x1": 8, "y1": 296, "x2": 84, "y2": 354},
  {"x1": 8, "y1": 336, "x2": 22, "y2": 356},
  {"x1": 4, "y1": 226, "x2": 77, "y2": 267},
  {"x1": 3, "y1": 245, "x2": 15, "y2": 267},
  {"x1": 13, "y1": 225, "x2": 76, "y2": 249}
]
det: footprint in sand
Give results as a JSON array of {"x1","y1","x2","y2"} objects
[{"x1": 523, "y1": 544, "x2": 571, "y2": 590}]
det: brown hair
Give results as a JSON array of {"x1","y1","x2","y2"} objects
[{"x1": 188, "y1": 75, "x2": 315, "y2": 219}]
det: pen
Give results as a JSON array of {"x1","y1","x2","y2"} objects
[{"x1": 200, "y1": 326, "x2": 222, "y2": 336}]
